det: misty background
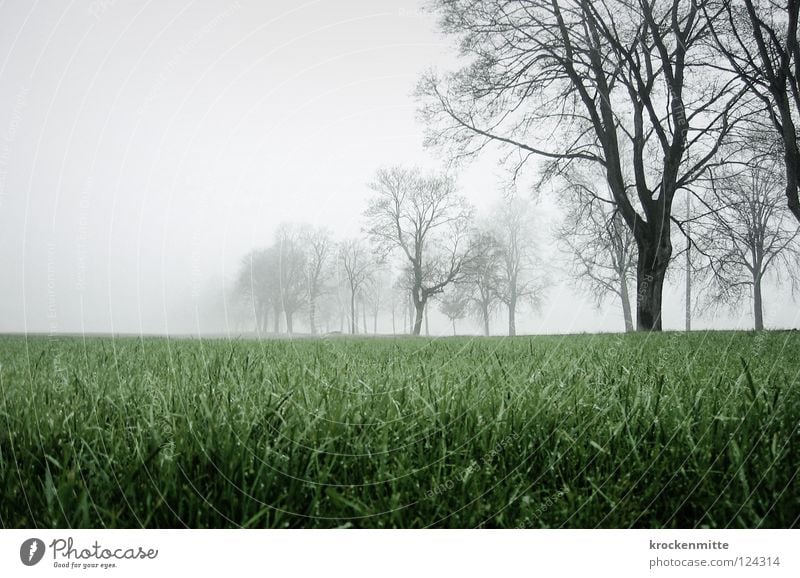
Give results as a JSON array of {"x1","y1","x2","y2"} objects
[{"x1": 0, "y1": 0, "x2": 797, "y2": 336}]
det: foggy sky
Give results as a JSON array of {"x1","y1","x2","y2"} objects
[{"x1": 0, "y1": 0, "x2": 797, "y2": 336}]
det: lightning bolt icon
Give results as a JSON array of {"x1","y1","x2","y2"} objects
[{"x1": 29, "y1": 541, "x2": 38, "y2": 562}]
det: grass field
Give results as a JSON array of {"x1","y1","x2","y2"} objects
[{"x1": 0, "y1": 332, "x2": 798, "y2": 528}]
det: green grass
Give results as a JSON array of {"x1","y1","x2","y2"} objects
[{"x1": 0, "y1": 331, "x2": 798, "y2": 528}]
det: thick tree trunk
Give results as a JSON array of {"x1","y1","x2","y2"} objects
[
  {"x1": 635, "y1": 235, "x2": 671, "y2": 331},
  {"x1": 424, "y1": 306, "x2": 430, "y2": 336},
  {"x1": 753, "y1": 273, "x2": 764, "y2": 331},
  {"x1": 777, "y1": 99, "x2": 800, "y2": 222},
  {"x1": 452, "y1": 319, "x2": 457, "y2": 336},
  {"x1": 619, "y1": 276, "x2": 634, "y2": 333},
  {"x1": 408, "y1": 295, "x2": 415, "y2": 334},
  {"x1": 482, "y1": 304, "x2": 490, "y2": 336},
  {"x1": 412, "y1": 296, "x2": 425, "y2": 336}
]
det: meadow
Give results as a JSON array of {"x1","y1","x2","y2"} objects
[{"x1": 0, "y1": 331, "x2": 797, "y2": 528}]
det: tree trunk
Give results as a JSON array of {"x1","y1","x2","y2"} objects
[
  {"x1": 373, "y1": 311, "x2": 378, "y2": 334},
  {"x1": 408, "y1": 294, "x2": 414, "y2": 334},
  {"x1": 635, "y1": 235, "x2": 671, "y2": 331},
  {"x1": 424, "y1": 306, "x2": 430, "y2": 336},
  {"x1": 753, "y1": 273, "x2": 764, "y2": 331},
  {"x1": 452, "y1": 319, "x2": 456, "y2": 336},
  {"x1": 507, "y1": 297, "x2": 517, "y2": 337},
  {"x1": 350, "y1": 291, "x2": 357, "y2": 335},
  {"x1": 309, "y1": 297, "x2": 317, "y2": 335},
  {"x1": 482, "y1": 304, "x2": 490, "y2": 336},
  {"x1": 412, "y1": 296, "x2": 425, "y2": 336},
  {"x1": 285, "y1": 312, "x2": 293, "y2": 335},
  {"x1": 619, "y1": 276, "x2": 634, "y2": 333},
  {"x1": 273, "y1": 306, "x2": 281, "y2": 333},
  {"x1": 685, "y1": 190, "x2": 692, "y2": 332},
  {"x1": 392, "y1": 308, "x2": 396, "y2": 335},
  {"x1": 777, "y1": 98, "x2": 800, "y2": 222},
  {"x1": 362, "y1": 304, "x2": 368, "y2": 334}
]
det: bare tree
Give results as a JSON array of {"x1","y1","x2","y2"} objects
[
  {"x1": 462, "y1": 231, "x2": 502, "y2": 336},
  {"x1": 364, "y1": 266, "x2": 393, "y2": 334},
  {"x1": 705, "y1": 0, "x2": 800, "y2": 223},
  {"x1": 438, "y1": 285, "x2": 471, "y2": 335},
  {"x1": 274, "y1": 225, "x2": 307, "y2": 334},
  {"x1": 339, "y1": 238, "x2": 375, "y2": 335},
  {"x1": 365, "y1": 166, "x2": 473, "y2": 335},
  {"x1": 695, "y1": 161, "x2": 800, "y2": 329},
  {"x1": 301, "y1": 226, "x2": 335, "y2": 335},
  {"x1": 234, "y1": 248, "x2": 281, "y2": 334},
  {"x1": 489, "y1": 195, "x2": 547, "y2": 336},
  {"x1": 419, "y1": 0, "x2": 744, "y2": 330},
  {"x1": 556, "y1": 171, "x2": 638, "y2": 332}
]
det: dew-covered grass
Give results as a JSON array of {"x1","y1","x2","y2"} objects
[{"x1": 0, "y1": 331, "x2": 797, "y2": 528}]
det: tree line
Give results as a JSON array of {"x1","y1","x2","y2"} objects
[
  {"x1": 234, "y1": 0, "x2": 800, "y2": 335},
  {"x1": 233, "y1": 168, "x2": 545, "y2": 336}
]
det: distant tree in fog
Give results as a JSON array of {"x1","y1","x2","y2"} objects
[
  {"x1": 363, "y1": 266, "x2": 394, "y2": 334},
  {"x1": 365, "y1": 166, "x2": 473, "y2": 335},
  {"x1": 234, "y1": 249, "x2": 279, "y2": 334},
  {"x1": 438, "y1": 285, "x2": 470, "y2": 335},
  {"x1": 274, "y1": 225, "x2": 307, "y2": 334},
  {"x1": 695, "y1": 161, "x2": 800, "y2": 330},
  {"x1": 489, "y1": 195, "x2": 547, "y2": 336},
  {"x1": 461, "y1": 231, "x2": 502, "y2": 336},
  {"x1": 339, "y1": 238, "x2": 376, "y2": 335},
  {"x1": 301, "y1": 226, "x2": 335, "y2": 335}
]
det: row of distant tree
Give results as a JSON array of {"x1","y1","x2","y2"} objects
[{"x1": 232, "y1": 167, "x2": 546, "y2": 337}]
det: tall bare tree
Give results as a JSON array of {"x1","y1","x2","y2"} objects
[
  {"x1": 696, "y1": 161, "x2": 800, "y2": 329},
  {"x1": 339, "y1": 238, "x2": 375, "y2": 335},
  {"x1": 419, "y1": 0, "x2": 744, "y2": 330},
  {"x1": 462, "y1": 231, "x2": 502, "y2": 336},
  {"x1": 365, "y1": 166, "x2": 473, "y2": 335},
  {"x1": 490, "y1": 195, "x2": 547, "y2": 336},
  {"x1": 301, "y1": 226, "x2": 335, "y2": 335},
  {"x1": 274, "y1": 225, "x2": 307, "y2": 334},
  {"x1": 233, "y1": 249, "x2": 273, "y2": 334},
  {"x1": 705, "y1": 0, "x2": 800, "y2": 223}
]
